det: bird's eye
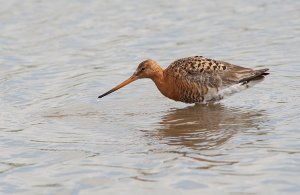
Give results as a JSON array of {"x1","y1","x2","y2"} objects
[{"x1": 141, "y1": 67, "x2": 145, "y2": 71}]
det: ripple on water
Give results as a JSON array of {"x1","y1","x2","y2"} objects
[{"x1": 0, "y1": 0, "x2": 300, "y2": 194}]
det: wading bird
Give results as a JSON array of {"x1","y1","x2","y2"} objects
[{"x1": 98, "y1": 56, "x2": 269, "y2": 103}]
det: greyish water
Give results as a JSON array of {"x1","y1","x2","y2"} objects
[{"x1": 0, "y1": 0, "x2": 300, "y2": 194}]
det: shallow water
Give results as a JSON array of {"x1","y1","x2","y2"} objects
[{"x1": 1, "y1": 0, "x2": 300, "y2": 194}]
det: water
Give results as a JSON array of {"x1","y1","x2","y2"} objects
[{"x1": 1, "y1": 0, "x2": 300, "y2": 194}]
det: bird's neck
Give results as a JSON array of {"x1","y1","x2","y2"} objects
[
  {"x1": 150, "y1": 68, "x2": 171, "y2": 98},
  {"x1": 151, "y1": 69, "x2": 164, "y2": 86}
]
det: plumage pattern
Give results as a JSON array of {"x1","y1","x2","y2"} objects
[
  {"x1": 164, "y1": 56, "x2": 269, "y2": 103},
  {"x1": 98, "y1": 55, "x2": 269, "y2": 104}
]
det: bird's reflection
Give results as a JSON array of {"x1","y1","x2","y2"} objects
[{"x1": 153, "y1": 103, "x2": 265, "y2": 150}]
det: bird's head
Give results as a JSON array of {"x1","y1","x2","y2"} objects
[
  {"x1": 98, "y1": 59, "x2": 160, "y2": 99},
  {"x1": 133, "y1": 59, "x2": 160, "y2": 79}
]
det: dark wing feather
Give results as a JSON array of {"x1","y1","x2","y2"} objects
[{"x1": 166, "y1": 56, "x2": 269, "y2": 89}]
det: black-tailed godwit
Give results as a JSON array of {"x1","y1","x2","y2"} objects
[{"x1": 98, "y1": 56, "x2": 269, "y2": 103}]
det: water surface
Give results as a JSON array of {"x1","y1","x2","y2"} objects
[{"x1": 1, "y1": 0, "x2": 300, "y2": 194}]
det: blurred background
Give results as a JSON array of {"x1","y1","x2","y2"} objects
[{"x1": 0, "y1": 0, "x2": 300, "y2": 194}]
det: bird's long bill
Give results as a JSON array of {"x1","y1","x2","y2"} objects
[{"x1": 98, "y1": 76, "x2": 137, "y2": 99}]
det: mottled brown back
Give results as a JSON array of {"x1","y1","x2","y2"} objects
[{"x1": 164, "y1": 56, "x2": 269, "y2": 103}]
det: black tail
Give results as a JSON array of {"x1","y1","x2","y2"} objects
[{"x1": 239, "y1": 68, "x2": 269, "y2": 84}]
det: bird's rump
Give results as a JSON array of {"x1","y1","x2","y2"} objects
[{"x1": 218, "y1": 60, "x2": 269, "y2": 85}]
